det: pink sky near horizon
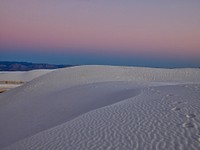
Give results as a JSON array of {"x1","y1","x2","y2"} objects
[{"x1": 0, "y1": 0, "x2": 200, "y2": 58}]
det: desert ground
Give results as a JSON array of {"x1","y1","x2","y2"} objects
[{"x1": 0, "y1": 66, "x2": 200, "y2": 150}]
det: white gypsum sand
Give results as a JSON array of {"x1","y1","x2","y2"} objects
[
  {"x1": 0, "y1": 69, "x2": 53, "y2": 82},
  {"x1": 0, "y1": 69, "x2": 53, "y2": 92},
  {"x1": 0, "y1": 66, "x2": 200, "y2": 150}
]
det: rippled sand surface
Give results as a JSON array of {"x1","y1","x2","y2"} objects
[{"x1": 0, "y1": 66, "x2": 200, "y2": 150}]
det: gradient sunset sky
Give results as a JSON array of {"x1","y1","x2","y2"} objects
[{"x1": 0, "y1": 0, "x2": 200, "y2": 67}]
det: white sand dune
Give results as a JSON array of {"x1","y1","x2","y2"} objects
[
  {"x1": 0, "y1": 69, "x2": 53, "y2": 82},
  {"x1": 0, "y1": 66, "x2": 200, "y2": 150},
  {"x1": 0, "y1": 69, "x2": 53, "y2": 92}
]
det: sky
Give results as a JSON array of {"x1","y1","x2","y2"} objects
[{"x1": 0, "y1": 0, "x2": 200, "y2": 67}]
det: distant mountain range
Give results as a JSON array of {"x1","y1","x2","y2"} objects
[{"x1": 0, "y1": 61, "x2": 73, "y2": 71}]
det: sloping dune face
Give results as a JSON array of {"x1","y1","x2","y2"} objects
[
  {"x1": 0, "y1": 69, "x2": 52, "y2": 93},
  {"x1": 0, "y1": 66, "x2": 200, "y2": 150},
  {"x1": 0, "y1": 69, "x2": 53, "y2": 82}
]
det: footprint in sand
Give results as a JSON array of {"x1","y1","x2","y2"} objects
[
  {"x1": 198, "y1": 137, "x2": 200, "y2": 142},
  {"x1": 175, "y1": 101, "x2": 182, "y2": 104},
  {"x1": 155, "y1": 90, "x2": 161, "y2": 94},
  {"x1": 182, "y1": 122, "x2": 195, "y2": 128},
  {"x1": 172, "y1": 107, "x2": 181, "y2": 111},
  {"x1": 174, "y1": 101, "x2": 188, "y2": 105},
  {"x1": 166, "y1": 94, "x2": 173, "y2": 97},
  {"x1": 186, "y1": 114, "x2": 196, "y2": 119}
]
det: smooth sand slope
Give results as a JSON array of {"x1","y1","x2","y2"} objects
[
  {"x1": 0, "y1": 69, "x2": 52, "y2": 92},
  {"x1": 0, "y1": 66, "x2": 200, "y2": 150},
  {"x1": 0, "y1": 69, "x2": 53, "y2": 82}
]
